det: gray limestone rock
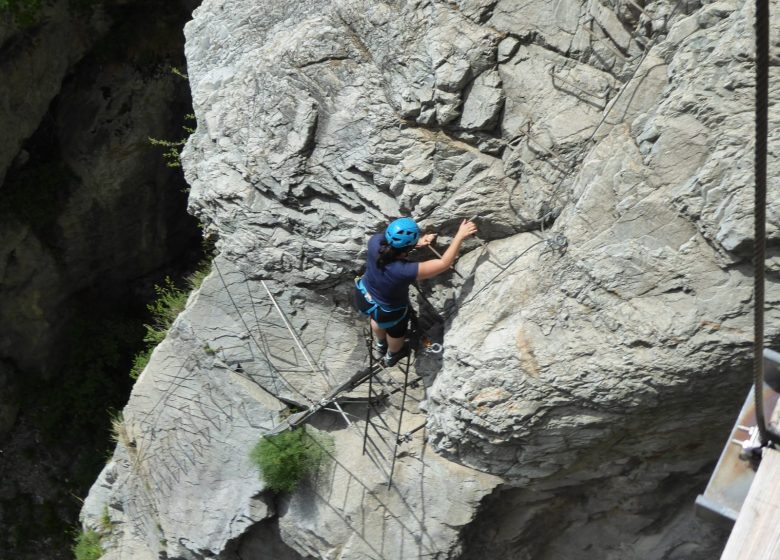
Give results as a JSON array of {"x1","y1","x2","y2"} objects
[
  {"x1": 460, "y1": 70, "x2": 504, "y2": 131},
  {"x1": 82, "y1": 0, "x2": 780, "y2": 558},
  {"x1": 82, "y1": 271, "x2": 285, "y2": 559},
  {"x1": 84, "y1": 261, "x2": 501, "y2": 559}
]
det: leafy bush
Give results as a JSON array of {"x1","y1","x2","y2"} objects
[
  {"x1": 99, "y1": 506, "x2": 112, "y2": 532},
  {"x1": 108, "y1": 409, "x2": 125, "y2": 446},
  {"x1": 129, "y1": 347, "x2": 153, "y2": 380},
  {"x1": 73, "y1": 529, "x2": 103, "y2": 560},
  {"x1": 129, "y1": 261, "x2": 211, "y2": 379},
  {"x1": 250, "y1": 428, "x2": 332, "y2": 493},
  {"x1": 143, "y1": 276, "x2": 189, "y2": 345},
  {"x1": 148, "y1": 111, "x2": 195, "y2": 169}
]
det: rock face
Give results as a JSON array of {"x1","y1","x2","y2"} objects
[
  {"x1": 83, "y1": 0, "x2": 779, "y2": 558},
  {"x1": 84, "y1": 259, "x2": 502, "y2": 559}
]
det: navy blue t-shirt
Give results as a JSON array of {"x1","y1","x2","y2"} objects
[{"x1": 362, "y1": 234, "x2": 419, "y2": 307}]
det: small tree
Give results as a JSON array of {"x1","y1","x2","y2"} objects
[{"x1": 250, "y1": 427, "x2": 332, "y2": 493}]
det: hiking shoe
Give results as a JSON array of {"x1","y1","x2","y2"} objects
[
  {"x1": 383, "y1": 345, "x2": 409, "y2": 367},
  {"x1": 374, "y1": 339, "x2": 388, "y2": 356}
]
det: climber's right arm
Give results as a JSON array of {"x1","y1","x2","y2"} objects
[{"x1": 416, "y1": 219, "x2": 477, "y2": 280}]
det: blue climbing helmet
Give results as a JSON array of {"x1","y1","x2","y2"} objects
[{"x1": 384, "y1": 217, "x2": 420, "y2": 249}]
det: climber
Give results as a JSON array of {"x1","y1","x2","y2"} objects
[{"x1": 354, "y1": 217, "x2": 478, "y2": 366}]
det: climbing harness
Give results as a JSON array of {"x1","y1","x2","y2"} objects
[{"x1": 355, "y1": 278, "x2": 409, "y2": 329}]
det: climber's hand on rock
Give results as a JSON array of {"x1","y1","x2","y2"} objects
[
  {"x1": 455, "y1": 219, "x2": 477, "y2": 240},
  {"x1": 416, "y1": 233, "x2": 436, "y2": 248}
]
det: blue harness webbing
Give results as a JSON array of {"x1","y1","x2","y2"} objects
[{"x1": 355, "y1": 278, "x2": 408, "y2": 329}]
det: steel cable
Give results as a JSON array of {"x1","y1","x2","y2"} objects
[{"x1": 752, "y1": 0, "x2": 780, "y2": 446}]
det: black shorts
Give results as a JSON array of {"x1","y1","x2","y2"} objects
[{"x1": 353, "y1": 285, "x2": 409, "y2": 338}]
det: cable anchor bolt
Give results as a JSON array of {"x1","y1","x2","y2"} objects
[{"x1": 731, "y1": 424, "x2": 766, "y2": 459}]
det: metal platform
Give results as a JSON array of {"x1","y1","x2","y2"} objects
[{"x1": 695, "y1": 349, "x2": 780, "y2": 522}]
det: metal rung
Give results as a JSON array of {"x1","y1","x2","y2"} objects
[
  {"x1": 397, "y1": 422, "x2": 427, "y2": 444},
  {"x1": 549, "y1": 65, "x2": 611, "y2": 104}
]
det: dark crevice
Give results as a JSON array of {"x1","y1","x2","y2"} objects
[
  {"x1": 0, "y1": 1, "x2": 203, "y2": 558},
  {"x1": 220, "y1": 517, "x2": 308, "y2": 560},
  {"x1": 296, "y1": 55, "x2": 352, "y2": 69}
]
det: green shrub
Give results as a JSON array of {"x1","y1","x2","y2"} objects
[
  {"x1": 250, "y1": 428, "x2": 332, "y2": 493},
  {"x1": 143, "y1": 276, "x2": 188, "y2": 344},
  {"x1": 73, "y1": 529, "x2": 103, "y2": 560},
  {"x1": 185, "y1": 261, "x2": 211, "y2": 292},
  {"x1": 99, "y1": 506, "x2": 111, "y2": 532},
  {"x1": 148, "y1": 111, "x2": 195, "y2": 169},
  {"x1": 129, "y1": 347, "x2": 152, "y2": 380},
  {"x1": 107, "y1": 409, "x2": 125, "y2": 446},
  {"x1": 129, "y1": 261, "x2": 211, "y2": 379}
]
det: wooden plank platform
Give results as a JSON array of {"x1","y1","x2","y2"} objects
[{"x1": 721, "y1": 448, "x2": 780, "y2": 559}]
